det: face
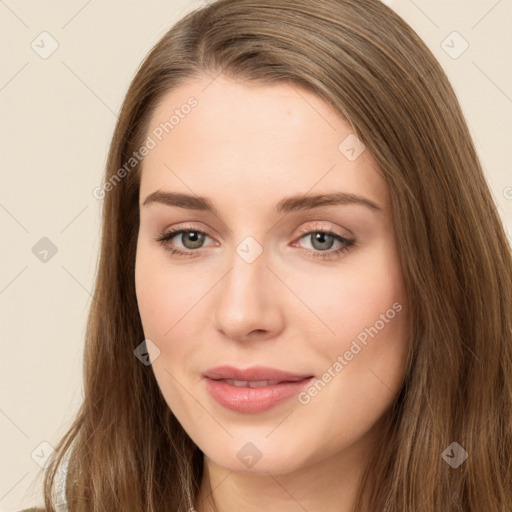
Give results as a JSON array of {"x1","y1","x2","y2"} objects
[{"x1": 134, "y1": 75, "x2": 410, "y2": 476}]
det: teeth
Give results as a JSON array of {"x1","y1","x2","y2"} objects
[{"x1": 223, "y1": 379, "x2": 281, "y2": 387}]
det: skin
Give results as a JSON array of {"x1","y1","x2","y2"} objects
[{"x1": 134, "y1": 75, "x2": 410, "y2": 512}]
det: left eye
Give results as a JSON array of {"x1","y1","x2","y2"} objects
[
  {"x1": 293, "y1": 230, "x2": 355, "y2": 260},
  {"x1": 300, "y1": 231, "x2": 343, "y2": 251}
]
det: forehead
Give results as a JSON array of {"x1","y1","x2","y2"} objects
[{"x1": 139, "y1": 75, "x2": 389, "y2": 213}]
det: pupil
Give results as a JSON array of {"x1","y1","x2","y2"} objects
[
  {"x1": 183, "y1": 231, "x2": 204, "y2": 249},
  {"x1": 313, "y1": 232, "x2": 333, "y2": 250}
]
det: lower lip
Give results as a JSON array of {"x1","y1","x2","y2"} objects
[{"x1": 204, "y1": 377, "x2": 314, "y2": 413}]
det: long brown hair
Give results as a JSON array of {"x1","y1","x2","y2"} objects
[{"x1": 40, "y1": 0, "x2": 512, "y2": 510}]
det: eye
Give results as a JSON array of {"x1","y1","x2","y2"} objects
[
  {"x1": 154, "y1": 222, "x2": 356, "y2": 261},
  {"x1": 171, "y1": 230, "x2": 206, "y2": 250},
  {"x1": 293, "y1": 224, "x2": 355, "y2": 261},
  {"x1": 154, "y1": 225, "x2": 213, "y2": 256},
  {"x1": 303, "y1": 232, "x2": 341, "y2": 251}
]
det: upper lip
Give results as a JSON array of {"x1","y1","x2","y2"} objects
[{"x1": 202, "y1": 365, "x2": 314, "y2": 382}]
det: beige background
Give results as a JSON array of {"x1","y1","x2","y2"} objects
[{"x1": 1, "y1": 0, "x2": 511, "y2": 509}]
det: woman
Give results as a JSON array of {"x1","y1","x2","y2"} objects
[{"x1": 24, "y1": 0, "x2": 512, "y2": 510}]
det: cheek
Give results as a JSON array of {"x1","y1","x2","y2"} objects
[
  {"x1": 135, "y1": 256, "x2": 167, "y2": 337},
  {"x1": 134, "y1": 250, "x2": 201, "y2": 408},
  {"x1": 135, "y1": 245, "x2": 203, "y2": 340},
  {"x1": 290, "y1": 241, "x2": 408, "y2": 353},
  {"x1": 294, "y1": 241, "x2": 410, "y2": 400},
  {"x1": 292, "y1": 261, "x2": 409, "y2": 448}
]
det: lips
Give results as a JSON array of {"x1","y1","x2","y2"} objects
[
  {"x1": 202, "y1": 365, "x2": 313, "y2": 382},
  {"x1": 220, "y1": 379, "x2": 282, "y2": 387},
  {"x1": 202, "y1": 365, "x2": 315, "y2": 413}
]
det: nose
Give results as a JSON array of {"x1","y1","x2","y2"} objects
[{"x1": 212, "y1": 245, "x2": 285, "y2": 343}]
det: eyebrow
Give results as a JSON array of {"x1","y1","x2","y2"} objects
[{"x1": 142, "y1": 190, "x2": 383, "y2": 215}]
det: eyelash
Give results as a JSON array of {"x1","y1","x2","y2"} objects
[{"x1": 154, "y1": 223, "x2": 356, "y2": 261}]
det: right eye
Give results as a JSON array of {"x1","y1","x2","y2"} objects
[{"x1": 155, "y1": 227, "x2": 213, "y2": 255}]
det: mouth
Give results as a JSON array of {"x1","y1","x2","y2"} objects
[
  {"x1": 202, "y1": 364, "x2": 314, "y2": 382},
  {"x1": 214, "y1": 379, "x2": 293, "y2": 387},
  {"x1": 202, "y1": 365, "x2": 315, "y2": 413}
]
